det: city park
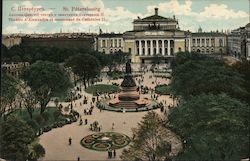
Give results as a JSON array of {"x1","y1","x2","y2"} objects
[{"x1": 1, "y1": 44, "x2": 250, "y2": 161}]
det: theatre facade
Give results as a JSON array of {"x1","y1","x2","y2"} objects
[{"x1": 97, "y1": 8, "x2": 226, "y2": 63}]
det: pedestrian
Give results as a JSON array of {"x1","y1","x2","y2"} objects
[
  {"x1": 85, "y1": 119, "x2": 88, "y2": 125},
  {"x1": 69, "y1": 137, "x2": 72, "y2": 145},
  {"x1": 79, "y1": 119, "x2": 83, "y2": 125},
  {"x1": 77, "y1": 156, "x2": 80, "y2": 161},
  {"x1": 109, "y1": 149, "x2": 113, "y2": 158},
  {"x1": 112, "y1": 123, "x2": 114, "y2": 130},
  {"x1": 98, "y1": 126, "x2": 101, "y2": 132},
  {"x1": 113, "y1": 149, "x2": 116, "y2": 158},
  {"x1": 108, "y1": 150, "x2": 110, "y2": 159}
]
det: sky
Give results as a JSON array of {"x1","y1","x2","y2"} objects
[{"x1": 2, "y1": 0, "x2": 250, "y2": 34}]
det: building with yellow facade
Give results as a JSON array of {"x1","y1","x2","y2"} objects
[{"x1": 97, "y1": 8, "x2": 227, "y2": 63}]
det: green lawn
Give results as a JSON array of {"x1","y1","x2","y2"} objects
[
  {"x1": 85, "y1": 84, "x2": 119, "y2": 95},
  {"x1": 155, "y1": 84, "x2": 171, "y2": 95}
]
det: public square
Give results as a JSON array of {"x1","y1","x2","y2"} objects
[{"x1": 39, "y1": 64, "x2": 182, "y2": 160}]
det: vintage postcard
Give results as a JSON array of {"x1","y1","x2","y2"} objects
[{"x1": 1, "y1": 0, "x2": 249, "y2": 161}]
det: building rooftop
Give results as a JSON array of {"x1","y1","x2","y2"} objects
[
  {"x1": 192, "y1": 32, "x2": 226, "y2": 37},
  {"x1": 133, "y1": 8, "x2": 176, "y2": 23},
  {"x1": 98, "y1": 33, "x2": 123, "y2": 38}
]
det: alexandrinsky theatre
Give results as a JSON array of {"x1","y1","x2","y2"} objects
[{"x1": 97, "y1": 8, "x2": 227, "y2": 63}]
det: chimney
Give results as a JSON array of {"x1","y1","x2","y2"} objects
[{"x1": 155, "y1": 8, "x2": 158, "y2": 15}]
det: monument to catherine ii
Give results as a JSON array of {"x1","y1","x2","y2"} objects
[{"x1": 107, "y1": 61, "x2": 156, "y2": 111}]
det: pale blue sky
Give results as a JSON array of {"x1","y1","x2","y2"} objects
[{"x1": 2, "y1": 0, "x2": 250, "y2": 34}]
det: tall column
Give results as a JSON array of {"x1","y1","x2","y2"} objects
[
  {"x1": 139, "y1": 40, "x2": 142, "y2": 55},
  {"x1": 199, "y1": 39, "x2": 202, "y2": 47},
  {"x1": 156, "y1": 40, "x2": 159, "y2": 55},
  {"x1": 100, "y1": 39, "x2": 103, "y2": 48},
  {"x1": 145, "y1": 40, "x2": 148, "y2": 55},
  {"x1": 150, "y1": 40, "x2": 153, "y2": 56},
  {"x1": 168, "y1": 40, "x2": 170, "y2": 55},
  {"x1": 209, "y1": 38, "x2": 211, "y2": 47},
  {"x1": 162, "y1": 40, "x2": 165, "y2": 55},
  {"x1": 106, "y1": 39, "x2": 108, "y2": 47},
  {"x1": 188, "y1": 38, "x2": 191, "y2": 52}
]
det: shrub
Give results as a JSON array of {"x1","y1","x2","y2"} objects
[
  {"x1": 155, "y1": 84, "x2": 171, "y2": 95},
  {"x1": 26, "y1": 119, "x2": 40, "y2": 131},
  {"x1": 53, "y1": 110, "x2": 61, "y2": 120},
  {"x1": 35, "y1": 115, "x2": 45, "y2": 125},
  {"x1": 43, "y1": 126, "x2": 52, "y2": 132},
  {"x1": 41, "y1": 111, "x2": 49, "y2": 122},
  {"x1": 32, "y1": 143, "x2": 45, "y2": 159}
]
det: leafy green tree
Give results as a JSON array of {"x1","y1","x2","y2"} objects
[
  {"x1": 22, "y1": 61, "x2": 71, "y2": 114},
  {"x1": 19, "y1": 86, "x2": 38, "y2": 119},
  {"x1": 0, "y1": 73, "x2": 19, "y2": 117},
  {"x1": 66, "y1": 54, "x2": 100, "y2": 89},
  {"x1": 168, "y1": 94, "x2": 249, "y2": 160},
  {"x1": 0, "y1": 116, "x2": 35, "y2": 161},
  {"x1": 232, "y1": 60, "x2": 250, "y2": 105},
  {"x1": 28, "y1": 143, "x2": 45, "y2": 161},
  {"x1": 104, "y1": 52, "x2": 128, "y2": 73},
  {"x1": 170, "y1": 52, "x2": 246, "y2": 99},
  {"x1": 121, "y1": 111, "x2": 172, "y2": 161}
]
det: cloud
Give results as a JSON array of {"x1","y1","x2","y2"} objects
[
  {"x1": 3, "y1": 25, "x2": 45, "y2": 34},
  {"x1": 146, "y1": 0, "x2": 248, "y2": 21},
  {"x1": 62, "y1": 0, "x2": 144, "y2": 31},
  {"x1": 147, "y1": 0, "x2": 193, "y2": 16},
  {"x1": 4, "y1": 0, "x2": 249, "y2": 34},
  {"x1": 12, "y1": 1, "x2": 54, "y2": 28},
  {"x1": 3, "y1": 26, "x2": 19, "y2": 34},
  {"x1": 197, "y1": 4, "x2": 248, "y2": 21}
]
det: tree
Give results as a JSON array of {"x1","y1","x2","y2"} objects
[
  {"x1": 232, "y1": 60, "x2": 250, "y2": 105},
  {"x1": 103, "y1": 52, "x2": 128, "y2": 73},
  {"x1": 22, "y1": 61, "x2": 71, "y2": 114},
  {"x1": 66, "y1": 54, "x2": 100, "y2": 89},
  {"x1": 121, "y1": 111, "x2": 172, "y2": 161},
  {"x1": 19, "y1": 86, "x2": 38, "y2": 119},
  {"x1": 0, "y1": 72, "x2": 19, "y2": 117},
  {"x1": 28, "y1": 143, "x2": 45, "y2": 161},
  {"x1": 170, "y1": 52, "x2": 247, "y2": 100},
  {"x1": 168, "y1": 94, "x2": 249, "y2": 160},
  {"x1": 0, "y1": 116, "x2": 35, "y2": 161}
]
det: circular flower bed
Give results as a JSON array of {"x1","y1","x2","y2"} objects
[{"x1": 80, "y1": 132, "x2": 130, "y2": 151}]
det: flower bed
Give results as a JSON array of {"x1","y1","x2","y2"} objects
[{"x1": 80, "y1": 132, "x2": 130, "y2": 151}]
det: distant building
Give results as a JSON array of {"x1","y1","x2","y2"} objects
[
  {"x1": 96, "y1": 8, "x2": 229, "y2": 63},
  {"x1": 1, "y1": 62, "x2": 30, "y2": 78},
  {"x1": 97, "y1": 33, "x2": 123, "y2": 54},
  {"x1": 191, "y1": 30, "x2": 227, "y2": 54},
  {"x1": 2, "y1": 35, "x2": 22, "y2": 48},
  {"x1": 2, "y1": 33, "x2": 97, "y2": 50},
  {"x1": 228, "y1": 23, "x2": 250, "y2": 60},
  {"x1": 97, "y1": 8, "x2": 191, "y2": 63}
]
